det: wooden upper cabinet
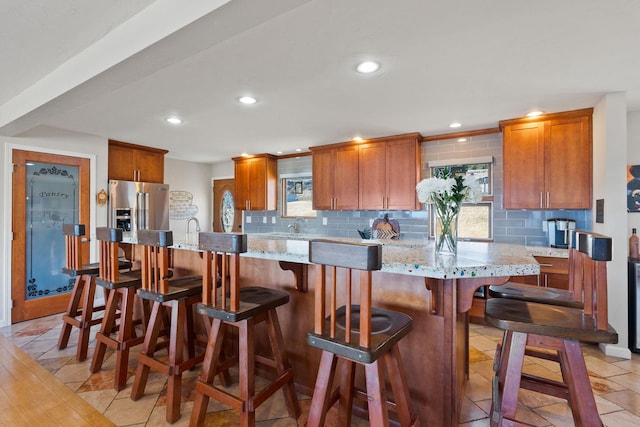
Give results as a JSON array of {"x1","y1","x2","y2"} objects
[
  {"x1": 358, "y1": 136, "x2": 421, "y2": 210},
  {"x1": 311, "y1": 132, "x2": 421, "y2": 211},
  {"x1": 108, "y1": 140, "x2": 167, "y2": 183},
  {"x1": 311, "y1": 146, "x2": 359, "y2": 210},
  {"x1": 501, "y1": 109, "x2": 592, "y2": 210},
  {"x1": 233, "y1": 154, "x2": 277, "y2": 211}
]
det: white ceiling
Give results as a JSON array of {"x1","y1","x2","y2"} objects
[{"x1": 2, "y1": 0, "x2": 640, "y2": 163}]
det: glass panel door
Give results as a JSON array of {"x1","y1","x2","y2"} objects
[{"x1": 25, "y1": 162, "x2": 79, "y2": 299}]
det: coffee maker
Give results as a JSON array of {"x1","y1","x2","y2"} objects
[{"x1": 544, "y1": 218, "x2": 576, "y2": 248}]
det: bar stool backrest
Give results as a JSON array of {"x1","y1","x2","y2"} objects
[
  {"x1": 308, "y1": 240, "x2": 382, "y2": 348},
  {"x1": 198, "y1": 232, "x2": 247, "y2": 312},
  {"x1": 96, "y1": 227, "x2": 124, "y2": 282},
  {"x1": 137, "y1": 230, "x2": 173, "y2": 295},
  {"x1": 569, "y1": 229, "x2": 613, "y2": 330},
  {"x1": 62, "y1": 224, "x2": 86, "y2": 270}
]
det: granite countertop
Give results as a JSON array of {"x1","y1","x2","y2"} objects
[
  {"x1": 190, "y1": 234, "x2": 540, "y2": 280},
  {"x1": 166, "y1": 233, "x2": 550, "y2": 279}
]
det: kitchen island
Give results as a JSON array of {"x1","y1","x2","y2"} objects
[{"x1": 169, "y1": 235, "x2": 539, "y2": 426}]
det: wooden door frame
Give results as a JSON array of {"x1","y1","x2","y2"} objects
[{"x1": 1, "y1": 144, "x2": 97, "y2": 327}]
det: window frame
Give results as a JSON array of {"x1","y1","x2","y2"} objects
[
  {"x1": 280, "y1": 172, "x2": 316, "y2": 218},
  {"x1": 428, "y1": 158, "x2": 494, "y2": 241}
]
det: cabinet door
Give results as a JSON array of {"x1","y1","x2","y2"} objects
[
  {"x1": 234, "y1": 160, "x2": 251, "y2": 210},
  {"x1": 503, "y1": 121, "x2": 546, "y2": 209},
  {"x1": 247, "y1": 158, "x2": 268, "y2": 211},
  {"x1": 545, "y1": 116, "x2": 591, "y2": 209},
  {"x1": 358, "y1": 143, "x2": 386, "y2": 210},
  {"x1": 386, "y1": 139, "x2": 419, "y2": 210},
  {"x1": 333, "y1": 146, "x2": 359, "y2": 210},
  {"x1": 134, "y1": 150, "x2": 164, "y2": 183},
  {"x1": 108, "y1": 145, "x2": 136, "y2": 181},
  {"x1": 312, "y1": 150, "x2": 335, "y2": 210}
]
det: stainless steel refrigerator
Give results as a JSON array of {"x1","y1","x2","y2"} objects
[{"x1": 108, "y1": 180, "x2": 169, "y2": 242}]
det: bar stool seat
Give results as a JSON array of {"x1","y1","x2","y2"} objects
[
  {"x1": 308, "y1": 305, "x2": 412, "y2": 364},
  {"x1": 130, "y1": 229, "x2": 205, "y2": 424},
  {"x1": 190, "y1": 232, "x2": 300, "y2": 427},
  {"x1": 306, "y1": 239, "x2": 418, "y2": 427},
  {"x1": 90, "y1": 227, "x2": 147, "y2": 391}
]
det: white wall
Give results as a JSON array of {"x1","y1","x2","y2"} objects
[
  {"x1": 592, "y1": 93, "x2": 630, "y2": 358},
  {"x1": 164, "y1": 157, "x2": 213, "y2": 243},
  {"x1": 211, "y1": 160, "x2": 234, "y2": 179},
  {"x1": 1, "y1": 126, "x2": 107, "y2": 327}
]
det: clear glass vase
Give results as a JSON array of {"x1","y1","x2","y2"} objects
[{"x1": 435, "y1": 206, "x2": 459, "y2": 256}]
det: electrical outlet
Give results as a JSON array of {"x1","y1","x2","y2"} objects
[
  {"x1": 322, "y1": 217, "x2": 328, "y2": 225},
  {"x1": 246, "y1": 216, "x2": 252, "y2": 223},
  {"x1": 272, "y1": 217, "x2": 276, "y2": 224},
  {"x1": 263, "y1": 217, "x2": 267, "y2": 224}
]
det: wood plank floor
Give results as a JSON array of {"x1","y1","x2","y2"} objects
[{"x1": 0, "y1": 333, "x2": 115, "y2": 427}]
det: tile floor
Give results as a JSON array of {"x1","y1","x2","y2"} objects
[{"x1": 2, "y1": 314, "x2": 640, "y2": 426}]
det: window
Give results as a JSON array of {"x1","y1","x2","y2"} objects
[
  {"x1": 430, "y1": 158, "x2": 493, "y2": 240},
  {"x1": 281, "y1": 175, "x2": 316, "y2": 218}
]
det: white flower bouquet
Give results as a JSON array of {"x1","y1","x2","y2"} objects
[{"x1": 416, "y1": 167, "x2": 482, "y2": 254}]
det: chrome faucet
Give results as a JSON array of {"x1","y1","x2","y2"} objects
[
  {"x1": 288, "y1": 217, "x2": 304, "y2": 234},
  {"x1": 186, "y1": 216, "x2": 201, "y2": 235}
]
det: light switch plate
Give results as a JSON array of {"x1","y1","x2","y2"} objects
[
  {"x1": 322, "y1": 217, "x2": 328, "y2": 225},
  {"x1": 272, "y1": 217, "x2": 276, "y2": 224},
  {"x1": 263, "y1": 217, "x2": 267, "y2": 224},
  {"x1": 246, "y1": 216, "x2": 252, "y2": 223}
]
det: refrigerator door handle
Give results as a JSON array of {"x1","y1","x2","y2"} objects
[
  {"x1": 143, "y1": 192, "x2": 149, "y2": 229},
  {"x1": 136, "y1": 192, "x2": 146, "y2": 230}
]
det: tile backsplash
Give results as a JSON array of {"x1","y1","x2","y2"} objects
[{"x1": 242, "y1": 133, "x2": 592, "y2": 247}]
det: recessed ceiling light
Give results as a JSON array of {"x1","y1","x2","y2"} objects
[
  {"x1": 295, "y1": 148, "x2": 302, "y2": 152},
  {"x1": 356, "y1": 61, "x2": 380, "y2": 74},
  {"x1": 526, "y1": 111, "x2": 544, "y2": 117},
  {"x1": 276, "y1": 151, "x2": 283, "y2": 155},
  {"x1": 165, "y1": 116, "x2": 182, "y2": 125},
  {"x1": 449, "y1": 122, "x2": 462, "y2": 128},
  {"x1": 353, "y1": 136, "x2": 364, "y2": 142},
  {"x1": 457, "y1": 138, "x2": 467, "y2": 142},
  {"x1": 238, "y1": 96, "x2": 257, "y2": 105}
]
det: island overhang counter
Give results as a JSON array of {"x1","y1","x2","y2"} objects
[{"x1": 169, "y1": 236, "x2": 539, "y2": 427}]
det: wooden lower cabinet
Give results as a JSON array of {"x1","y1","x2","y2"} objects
[{"x1": 469, "y1": 255, "x2": 569, "y2": 324}]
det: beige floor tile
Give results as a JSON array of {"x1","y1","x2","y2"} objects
[
  {"x1": 601, "y1": 389, "x2": 640, "y2": 416},
  {"x1": 55, "y1": 361, "x2": 95, "y2": 383},
  {"x1": 464, "y1": 372, "x2": 493, "y2": 402},
  {"x1": 469, "y1": 335, "x2": 500, "y2": 352},
  {"x1": 459, "y1": 396, "x2": 488, "y2": 423},
  {"x1": 584, "y1": 354, "x2": 629, "y2": 378},
  {"x1": 458, "y1": 419, "x2": 491, "y2": 427},
  {"x1": 78, "y1": 388, "x2": 119, "y2": 413},
  {"x1": 531, "y1": 402, "x2": 573, "y2": 426},
  {"x1": 105, "y1": 393, "x2": 159, "y2": 425},
  {"x1": 600, "y1": 409, "x2": 640, "y2": 426},
  {"x1": 609, "y1": 372, "x2": 640, "y2": 393}
]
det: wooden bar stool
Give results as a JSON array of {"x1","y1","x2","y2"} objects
[
  {"x1": 90, "y1": 227, "x2": 147, "y2": 391},
  {"x1": 58, "y1": 224, "x2": 104, "y2": 362},
  {"x1": 306, "y1": 240, "x2": 418, "y2": 427},
  {"x1": 130, "y1": 230, "x2": 205, "y2": 423},
  {"x1": 190, "y1": 232, "x2": 300, "y2": 427},
  {"x1": 485, "y1": 231, "x2": 617, "y2": 427}
]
